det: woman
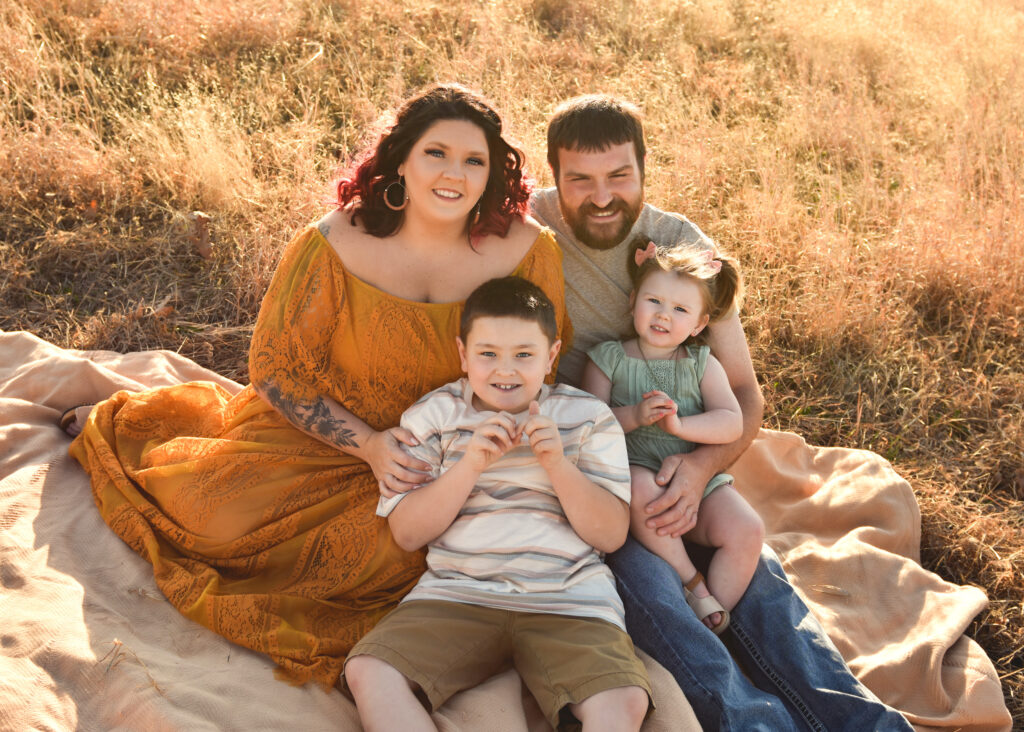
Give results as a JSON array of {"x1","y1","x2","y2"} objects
[{"x1": 68, "y1": 83, "x2": 568, "y2": 688}]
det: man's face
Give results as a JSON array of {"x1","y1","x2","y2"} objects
[{"x1": 554, "y1": 141, "x2": 644, "y2": 250}]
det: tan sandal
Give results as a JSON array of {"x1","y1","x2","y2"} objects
[{"x1": 683, "y1": 571, "x2": 731, "y2": 635}]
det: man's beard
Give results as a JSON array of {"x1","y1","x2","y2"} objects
[{"x1": 560, "y1": 196, "x2": 643, "y2": 251}]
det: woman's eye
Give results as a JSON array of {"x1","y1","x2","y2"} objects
[
  {"x1": 426, "y1": 149, "x2": 444, "y2": 158},
  {"x1": 467, "y1": 157, "x2": 486, "y2": 166}
]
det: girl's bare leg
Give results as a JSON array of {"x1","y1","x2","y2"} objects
[
  {"x1": 686, "y1": 485, "x2": 765, "y2": 611},
  {"x1": 629, "y1": 465, "x2": 721, "y2": 628}
]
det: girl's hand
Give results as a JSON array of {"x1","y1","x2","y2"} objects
[
  {"x1": 634, "y1": 390, "x2": 677, "y2": 427},
  {"x1": 656, "y1": 410, "x2": 685, "y2": 438},
  {"x1": 523, "y1": 401, "x2": 564, "y2": 471},
  {"x1": 463, "y1": 412, "x2": 521, "y2": 473},
  {"x1": 367, "y1": 427, "x2": 432, "y2": 499}
]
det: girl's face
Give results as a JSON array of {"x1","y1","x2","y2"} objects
[
  {"x1": 632, "y1": 269, "x2": 710, "y2": 354},
  {"x1": 398, "y1": 118, "x2": 490, "y2": 226}
]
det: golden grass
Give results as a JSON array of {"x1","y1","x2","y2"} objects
[{"x1": 2, "y1": 0, "x2": 1021, "y2": 721}]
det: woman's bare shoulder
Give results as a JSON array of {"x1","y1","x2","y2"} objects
[
  {"x1": 477, "y1": 216, "x2": 543, "y2": 258},
  {"x1": 315, "y1": 208, "x2": 370, "y2": 257}
]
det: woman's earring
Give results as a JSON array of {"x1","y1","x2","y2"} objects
[
  {"x1": 383, "y1": 177, "x2": 408, "y2": 211},
  {"x1": 472, "y1": 200, "x2": 482, "y2": 226}
]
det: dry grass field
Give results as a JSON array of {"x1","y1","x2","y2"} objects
[{"x1": 2, "y1": 0, "x2": 1021, "y2": 723}]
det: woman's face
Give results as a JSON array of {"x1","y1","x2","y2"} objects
[{"x1": 398, "y1": 118, "x2": 490, "y2": 226}]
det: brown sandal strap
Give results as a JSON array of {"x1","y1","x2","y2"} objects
[{"x1": 684, "y1": 571, "x2": 706, "y2": 593}]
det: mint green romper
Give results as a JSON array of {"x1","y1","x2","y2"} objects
[{"x1": 587, "y1": 341, "x2": 733, "y2": 499}]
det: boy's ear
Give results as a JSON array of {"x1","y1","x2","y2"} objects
[
  {"x1": 546, "y1": 339, "x2": 562, "y2": 374},
  {"x1": 691, "y1": 314, "x2": 711, "y2": 338},
  {"x1": 456, "y1": 336, "x2": 469, "y2": 372}
]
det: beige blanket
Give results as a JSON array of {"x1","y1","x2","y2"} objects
[{"x1": 0, "y1": 330, "x2": 1009, "y2": 731}]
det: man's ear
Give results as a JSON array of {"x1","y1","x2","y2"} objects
[
  {"x1": 456, "y1": 336, "x2": 469, "y2": 372},
  {"x1": 546, "y1": 339, "x2": 562, "y2": 374}
]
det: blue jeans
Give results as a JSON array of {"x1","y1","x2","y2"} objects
[{"x1": 605, "y1": 538, "x2": 913, "y2": 731}]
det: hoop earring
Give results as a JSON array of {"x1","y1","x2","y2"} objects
[{"x1": 383, "y1": 177, "x2": 408, "y2": 211}]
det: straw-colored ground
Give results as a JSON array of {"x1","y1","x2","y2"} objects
[{"x1": 2, "y1": 0, "x2": 1021, "y2": 723}]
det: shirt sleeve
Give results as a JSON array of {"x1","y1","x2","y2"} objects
[
  {"x1": 575, "y1": 402, "x2": 631, "y2": 505},
  {"x1": 248, "y1": 227, "x2": 342, "y2": 405},
  {"x1": 517, "y1": 228, "x2": 572, "y2": 381},
  {"x1": 586, "y1": 340, "x2": 624, "y2": 383}
]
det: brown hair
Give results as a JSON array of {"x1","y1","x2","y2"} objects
[
  {"x1": 628, "y1": 237, "x2": 744, "y2": 328},
  {"x1": 460, "y1": 276, "x2": 558, "y2": 345},
  {"x1": 336, "y1": 83, "x2": 531, "y2": 239},
  {"x1": 546, "y1": 95, "x2": 646, "y2": 180}
]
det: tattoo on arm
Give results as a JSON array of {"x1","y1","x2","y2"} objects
[
  {"x1": 260, "y1": 381, "x2": 358, "y2": 449},
  {"x1": 317, "y1": 221, "x2": 331, "y2": 239}
]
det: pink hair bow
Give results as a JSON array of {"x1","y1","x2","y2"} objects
[
  {"x1": 634, "y1": 241, "x2": 657, "y2": 267},
  {"x1": 702, "y1": 249, "x2": 722, "y2": 273}
]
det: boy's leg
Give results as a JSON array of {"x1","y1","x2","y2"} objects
[
  {"x1": 685, "y1": 484, "x2": 764, "y2": 611},
  {"x1": 345, "y1": 655, "x2": 435, "y2": 732},
  {"x1": 343, "y1": 601, "x2": 511, "y2": 729},
  {"x1": 629, "y1": 465, "x2": 721, "y2": 628},
  {"x1": 570, "y1": 685, "x2": 649, "y2": 732},
  {"x1": 512, "y1": 612, "x2": 652, "y2": 731}
]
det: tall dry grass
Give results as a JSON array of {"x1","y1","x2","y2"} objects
[{"x1": 2, "y1": 0, "x2": 1021, "y2": 721}]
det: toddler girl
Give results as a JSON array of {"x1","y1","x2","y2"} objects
[{"x1": 582, "y1": 240, "x2": 764, "y2": 634}]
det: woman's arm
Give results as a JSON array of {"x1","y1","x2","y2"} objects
[{"x1": 252, "y1": 378, "x2": 429, "y2": 491}]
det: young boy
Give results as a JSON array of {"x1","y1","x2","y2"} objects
[{"x1": 344, "y1": 276, "x2": 652, "y2": 732}]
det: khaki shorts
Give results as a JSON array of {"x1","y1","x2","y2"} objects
[{"x1": 345, "y1": 600, "x2": 652, "y2": 730}]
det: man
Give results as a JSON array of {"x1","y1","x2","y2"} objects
[{"x1": 531, "y1": 95, "x2": 913, "y2": 732}]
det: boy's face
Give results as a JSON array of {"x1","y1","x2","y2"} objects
[{"x1": 457, "y1": 316, "x2": 561, "y2": 414}]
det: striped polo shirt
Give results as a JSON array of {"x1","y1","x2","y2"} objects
[{"x1": 378, "y1": 378, "x2": 631, "y2": 629}]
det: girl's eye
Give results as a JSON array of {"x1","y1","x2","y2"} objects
[
  {"x1": 427, "y1": 149, "x2": 444, "y2": 158},
  {"x1": 480, "y1": 351, "x2": 495, "y2": 358},
  {"x1": 467, "y1": 157, "x2": 486, "y2": 167},
  {"x1": 647, "y1": 297, "x2": 660, "y2": 305},
  {"x1": 516, "y1": 352, "x2": 532, "y2": 359},
  {"x1": 675, "y1": 306, "x2": 687, "y2": 313}
]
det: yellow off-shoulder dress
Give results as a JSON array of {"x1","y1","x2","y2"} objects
[{"x1": 69, "y1": 224, "x2": 568, "y2": 687}]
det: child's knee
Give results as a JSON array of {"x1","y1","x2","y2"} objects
[
  {"x1": 620, "y1": 685, "x2": 651, "y2": 724},
  {"x1": 344, "y1": 654, "x2": 397, "y2": 697}
]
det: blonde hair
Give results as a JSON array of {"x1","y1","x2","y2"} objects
[{"x1": 627, "y1": 237, "x2": 744, "y2": 325}]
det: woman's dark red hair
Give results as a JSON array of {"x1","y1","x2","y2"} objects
[{"x1": 336, "y1": 83, "x2": 532, "y2": 240}]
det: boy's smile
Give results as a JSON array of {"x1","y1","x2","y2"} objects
[{"x1": 457, "y1": 316, "x2": 561, "y2": 414}]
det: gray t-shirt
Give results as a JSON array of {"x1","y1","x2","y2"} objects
[{"x1": 530, "y1": 187, "x2": 713, "y2": 386}]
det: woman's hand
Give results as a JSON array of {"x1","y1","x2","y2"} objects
[{"x1": 365, "y1": 427, "x2": 432, "y2": 499}]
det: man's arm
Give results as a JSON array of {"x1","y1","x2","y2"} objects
[{"x1": 646, "y1": 312, "x2": 764, "y2": 537}]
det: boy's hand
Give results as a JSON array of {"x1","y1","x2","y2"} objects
[
  {"x1": 523, "y1": 401, "x2": 565, "y2": 471},
  {"x1": 635, "y1": 390, "x2": 677, "y2": 427},
  {"x1": 463, "y1": 412, "x2": 521, "y2": 473}
]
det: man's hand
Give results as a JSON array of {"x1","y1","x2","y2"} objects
[
  {"x1": 523, "y1": 401, "x2": 565, "y2": 471},
  {"x1": 646, "y1": 451, "x2": 718, "y2": 537}
]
